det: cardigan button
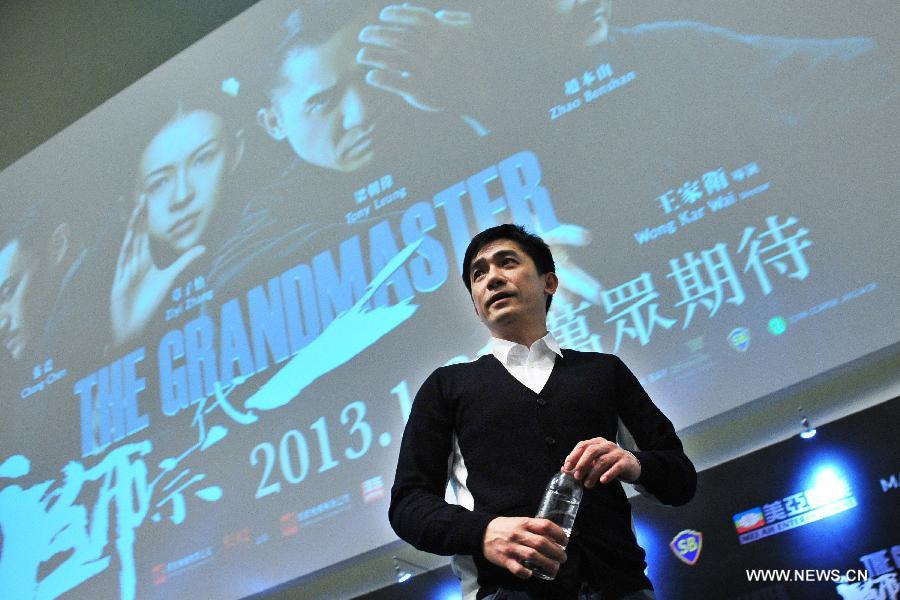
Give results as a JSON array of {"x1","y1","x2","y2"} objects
[
  {"x1": 544, "y1": 436, "x2": 557, "y2": 446},
  {"x1": 536, "y1": 397, "x2": 547, "y2": 406}
]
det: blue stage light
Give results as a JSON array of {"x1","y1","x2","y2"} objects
[
  {"x1": 430, "y1": 578, "x2": 463, "y2": 600},
  {"x1": 799, "y1": 412, "x2": 816, "y2": 439},
  {"x1": 806, "y1": 466, "x2": 852, "y2": 507}
]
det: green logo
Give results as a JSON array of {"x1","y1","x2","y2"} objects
[{"x1": 768, "y1": 316, "x2": 788, "y2": 336}]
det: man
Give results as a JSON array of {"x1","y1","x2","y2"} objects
[
  {"x1": 358, "y1": 1, "x2": 894, "y2": 139},
  {"x1": 255, "y1": 0, "x2": 384, "y2": 174},
  {"x1": 389, "y1": 224, "x2": 696, "y2": 599},
  {"x1": 0, "y1": 224, "x2": 48, "y2": 363},
  {"x1": 210, "y1": 0, "x2": 378, "y2": 298},
  {"x1": 209, "y1": 0, "x2": 479, "y2": 300},
  {"x1": 356, "y1": 1, "x2": 612, "y2": 136},
  {"x1": 0, "y1": 200, "x2": 108, "y2": 370}
]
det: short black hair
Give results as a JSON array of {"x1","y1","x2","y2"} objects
[
  {"x1": 462, "y1": 224, "x2": 556, "y2": 311},
  {"x1": 256, "y1": 0, "x2": 375, "y2": 101},
  {"x1": 0, "y1": 199, "x2": 82, "y2": 259}
]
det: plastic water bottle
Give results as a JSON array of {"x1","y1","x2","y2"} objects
[{"x1": 523, "y1": 470, "x2": 583, "y2": 580}]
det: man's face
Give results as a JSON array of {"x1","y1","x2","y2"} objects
[
  {"x1": 469, "y1": 239, "x2": 556, "y2": 337},
  {"x1": 265, "y1": 21, "x2": 378, "y2": 172},
  {"x1": 0, "y1": 239, "x2": 42, "y2": 361},
  {"x1": 553, "y1": 0, "x2": 610, "y2": 47},
  {"x1": 139, "y1": 110, "x2": 229, "y2": 254}
]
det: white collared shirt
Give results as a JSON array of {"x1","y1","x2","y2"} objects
[
  {"x1": 449, "y1": 331, "x2": 564, "y2": 600},
  {"x1": 490, "y1": 331, "x2": 563, "y2": 394}
]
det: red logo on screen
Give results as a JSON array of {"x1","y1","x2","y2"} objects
[
  {"x1": 280, "y1": 512, "x2": 299, "y2": 537},
  {"x1": 151, "y1": 563, "x2": 167, "y2": 586},
  {"x1": 223, "y1": 527, "x2": 252, "y2": 550},
  {"x1": 362, "y1": 476, "x2": 385, "y2": 504},
  {"x1": 733, "y1": 508, "x2": 766, "y2": 534}
]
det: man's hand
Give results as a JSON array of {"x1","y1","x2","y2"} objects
[
  {"x1": 540, "y1": 223, "x2": 601, "y2": 306},
  {"x1": 563, "y1": 437, "x2": 642, "y2": 488},
  {"x1": 482, "y1": 516, "x2": 568, "y2": 579},
  {"x1": 357, "y1": 4, "x2": 490, "y2": 123},
  {"x1": 110, "y1": 196, "x2": 205, "y2": 346}
]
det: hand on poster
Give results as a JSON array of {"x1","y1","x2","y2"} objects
[
  {"x1": 541, "y1": 223, "x2": 601, "y2": 306},
  {"x1": 110, "y1": 195, "x2": 205, "y2": 346},
  {"x1": 357, "y1": 3, "x2": 491, "y2": 133}
]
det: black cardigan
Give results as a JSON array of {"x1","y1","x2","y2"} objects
[{"x1": 389, "y1": 350, "x2": 697, "y2": 599}]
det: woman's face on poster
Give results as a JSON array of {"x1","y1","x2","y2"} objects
[{"x1": 139, "y1": 110, "x2": 228, "y2": 254}]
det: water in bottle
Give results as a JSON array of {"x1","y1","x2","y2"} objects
[{"x1": 523, "y1": 470, "x2": 583, "y2": 580}]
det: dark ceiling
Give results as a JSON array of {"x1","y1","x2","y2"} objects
[{"x1": 0, "y1": 0, "x2": 259, "y2": 171}]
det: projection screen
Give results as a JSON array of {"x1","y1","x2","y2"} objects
[{"x1": 1, "y1": 1, "x2": 897, "y2": 598}]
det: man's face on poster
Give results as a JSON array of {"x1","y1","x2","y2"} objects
[
  {"x1": 262, "y1": 21, "x2": 378, "y2": 173},
  {"x1": 0, "y1": 239, "x2": 42, "y2": 361},
  {"x1": 553, "y1": 0, "x2": 610, "y2": 47},
  {"x1": 139, "y1": 110, "x2": 229, "y2": 254}
]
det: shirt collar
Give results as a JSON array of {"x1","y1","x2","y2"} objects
[{"x1": 490, "y1": 331, "x2": 563, "y2": 366}]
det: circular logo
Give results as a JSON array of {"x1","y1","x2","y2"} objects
[
  {"x1": 768, "y1": 316, "x2": 788, "y2": 336},
  {"x1": 728, "y1": 327, "x2": 751, "y2": 352}
]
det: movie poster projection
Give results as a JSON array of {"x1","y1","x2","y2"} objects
[{"x1": 1, "y1": 1, "x2": 897, "y2": 598}]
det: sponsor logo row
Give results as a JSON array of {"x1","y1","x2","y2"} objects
[{"x1": 151, "y1": 475, "x2": 386, "y2": 586}]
